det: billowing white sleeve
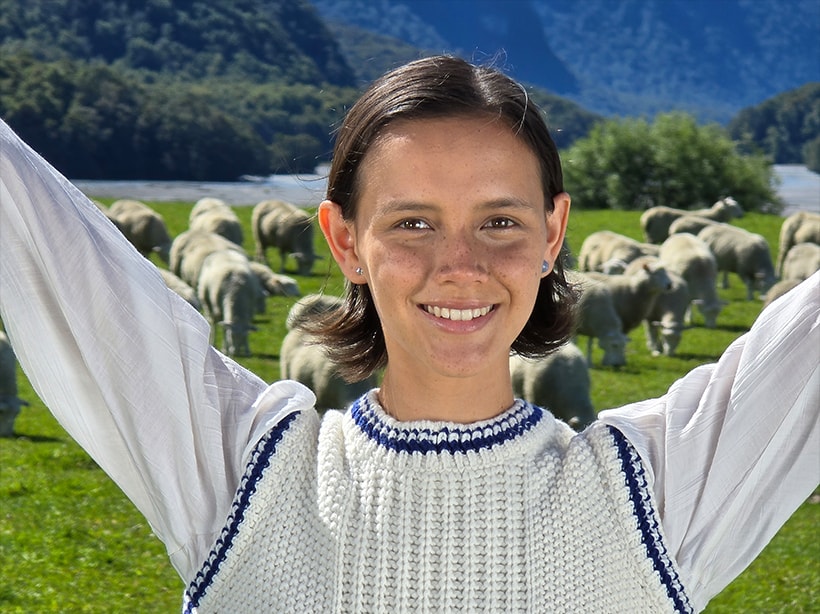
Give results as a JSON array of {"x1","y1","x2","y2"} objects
[
  {"x1": 0, "y1": 119, "x2": 316, "y2": 581},
  {"x1": 600, "y1": 271, "x2": 819, "y2": 611}
]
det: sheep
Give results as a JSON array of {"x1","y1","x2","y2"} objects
[
  {"x1": 280, "y1": 294, "x2": 378, "y2": 410},
  {"x1": 252, "y1": 199, "x2": 321, "y2": 275},
  {"x1": 169, "y1": 230, "x2": 246, "y2": 290},
  {"x1": 762, "y1": 278, "x2": 802, "y2": 309},
  {"x1": 158, "y1": 268, "x2": 201, "y2": 311},
  {"x1": 189, "y1": 197, "x2": 233, "y2": 223},
  {"x1": 642, "y1": 269, "x2": 690, "y2": 356},
  {"x1": 509, "y1": 343, "x2": 596, "y2": 429},
  {"x1": 781, "y1": 242, "x2": 820, "y2": 282},
  {"x1": 0, "y1": 330, "x2": 28, "y2": 437},
  {"x1": 577, "y1": 230, "x2": 660, "y2": 274},
  {"x1": 189, "y1": 205, "x2": 244, "y2": 246},
  {"x1": 585, "y1": 261, "x2": 674, "y2": 334},
  {"x1": 640, "y1": 196, "x2": 744, "y2": 244},
  {"x1": 658, "y1": 233, "x2": 725, "y2": 327},
  {"x1": 667, "y1": 214, "x2": 720, "y2": 237},
  {"x1": 197, "y1": 249, "x2": 263, "y2": 357},
  {"x1": 776, "y1": 211, "x2": 820, "y2": 276},
  {"x1": 107, "y1": 199, "x2": 173, "y2": 262},
  {"x1": 567, "y1": 272, "x2": 630, "y2": 367},
  {"x1": 697, "y1": 224, "x2": 777, "y2": 300}
]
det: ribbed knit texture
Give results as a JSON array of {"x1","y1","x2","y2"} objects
[{"x1": 183, "y1": 391, "x2": 693, "y2": 613}]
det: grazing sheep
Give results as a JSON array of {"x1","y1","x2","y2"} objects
[
  {"x1": 189, "y1": 207, "x2": 244, "y2": 247},
  {"x1": 640, "y1": 197, "x2": 744, "y2": 244},
  {"x1": 509, "y1": 344, "x2": 596, "y2": 429},
  {"x1": 642, "y1": 270, "x2": 690, "y2": 356},
  {"x1": 281, "y1": 295, "x2": 378, "y2": 410},
  {"x1": 667, "y1": 214, "x2": 720, "y2": 237},
  {"x1": 170, "y1": 230, "x2": 246, "y2": 290},
  {"x1": 762, "y1": 278, "x2": 803, "y2": 309},
  {"x1": 189, "y1": 197, "x2": 233, "y2": 223},
  {"x1": 247, "y1": 261, "x2": 301, "y2": 313},
  {"x1": 585, "y1": 261, "x2": 674, "y2": 334},
  {"x1": 252, "y1": 199, "x2": 321, "y2": 275},
  {"x1": 158, "y1": 268, "x2": 201, "y2": 311},
  {"x1": 658, "y1": 233, "x2": 725, "y2": 327},
  {"x1": 776, "y1": 211, "x2": 820, "y2": 276},
  {"x1": 197, "y1": 249, "x2": 263, "y2": 357},
  {"x1": 781, "y1": 242, "x2": 820, "y2": 282},
  {"x1": 577, "y1": 230, "x2": 660, "y2": 274},
  {"x1": 697, "y1": 224, "x2": 776, "y2": 300},
  {"x1": 0, "y1": 330, "x2": 28, "y2": 437},
  {"x1": 567, "y1": 272, "x2": 630, "y2": 367},
  {"x1": 108, "y1": 199, "x2": 173, "y2": 262}
]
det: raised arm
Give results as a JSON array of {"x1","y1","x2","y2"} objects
[
  {"x1": 0, "y1": 119, "x2": 314, "y2": 580},
  {"x1": 600, "y1": 271, "x2": 819, "y2": 610}
]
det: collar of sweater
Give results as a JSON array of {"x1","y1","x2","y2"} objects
[{"x1": 342, "y1": 390, "x2": 570, "y2": 470}]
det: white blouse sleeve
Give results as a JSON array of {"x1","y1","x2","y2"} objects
[
  {"x1": 0, "y1": 119, "x2": 315, "y2": 581},
  {"x1": 599, "y1": 271, "x2": 820, "y2": 612}
]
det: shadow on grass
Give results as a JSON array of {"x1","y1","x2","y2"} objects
[{"x1": 3, "y1": 432, "x2": 64, "y2": 444}]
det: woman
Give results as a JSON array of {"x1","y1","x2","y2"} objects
[{"x1": 1, "y1": 56, "x2": 817, "y2": 613}]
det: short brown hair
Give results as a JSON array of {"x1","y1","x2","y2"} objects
[{"x1": 305, "y1": 55, "x2": 577, "y2": 382}]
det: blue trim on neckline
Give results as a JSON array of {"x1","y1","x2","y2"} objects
[
  {"x1": 350, "y1": 394, "x2": 543, "y2": 455},
  {"x1": 183, "y1": 411, "x2": 300, "y2": 612},
  {"x1": 608, "y1": 426, "x2": 694, "y2": 613}
]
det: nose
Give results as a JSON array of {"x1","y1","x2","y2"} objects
[{"x1": 433, "y1": 230, "x2": 489, "y2": 283}]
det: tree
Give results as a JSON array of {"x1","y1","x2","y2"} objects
[{"x1": 562, "y1": 112, "x2": 779, "y2": 212}]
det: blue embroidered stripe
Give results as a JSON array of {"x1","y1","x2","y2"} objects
[
  {"x1": 351, "y1": 395, "x2": 543, "y2": 455},
  {"x1": 183, "y1": 411, "x2": 300, "y2": 612},
  {"x1": 608, "y1": 426, "x2": 694, "y2": 614}
]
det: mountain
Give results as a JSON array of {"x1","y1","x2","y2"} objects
[{"x1": 309, "y1": 0, "x2": 820, "y2": 124}]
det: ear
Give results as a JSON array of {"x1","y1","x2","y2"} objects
[
  {"x1": 317, "y1": 200, "x2": 364, "y2": 282},
  {"x1": 543, "y1": 191, "x2": 571, "y2": 274}
]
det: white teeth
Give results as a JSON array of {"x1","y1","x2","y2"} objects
[{"x1": 425, "y1": 305, "x2": 491, "y2": 321}]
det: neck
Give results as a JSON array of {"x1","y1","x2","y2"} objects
[{"x1": 377, "y1": 362, "x2": 515, "y2": 423}]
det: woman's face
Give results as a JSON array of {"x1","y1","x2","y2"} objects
[{"x1": 323, "y1": 115, "x2": 569, "y2": 386}]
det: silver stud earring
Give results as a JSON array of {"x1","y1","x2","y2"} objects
[
  {"x1": 355, "y1": 267, "x2": 363, "y2": 276},
  {"x1": 541, "y1": 260, "x2": 549, "y2": 274}
]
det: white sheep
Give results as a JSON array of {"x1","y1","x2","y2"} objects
[
  {"x1": 640, "y1": 196, "x2": 744, "y2": 244},
  {"x1": 577, "y1": 230, "x2": 660, "y2": 274},
  {"x1": 247, "y1": 261, "x2": 301, "y2": 314},
  {"x1": 642, "y1": 269, "x2": 690, "y2": 356},
  {"x1": 108, "y1": 199, "x2": 173, "y2": 262},
  {"x1": 762, "y1": 278, "x2": 802, "y2": 309},
  {"x1": 189, "y1": 197, "x2": 233, "y2": 223},
  {"x1": 781, "y1": 242, "x2": 820, "y2": 282},
  {"x1": 0, "y1": 330, "x2": 28, "y2": 437},
  {"x1": 158, "y1": 268, "x2": 201, "y2": 311},
  {"x1": 776, "y1": 211, "x2": 820, "y2": 276},
  {"x1": 252, "y1": 199, "x2": 321, "y2": 275},
  {"x1": 667, "y1": 214, "x2": 720, "y2": 237},
  {"x1": 658, "y1": 232, "x2": 725, "y2": 327},
  {"x1": 170, "y1": 229, "x2": 246, "y2": 290},
  {"x1": 197, "y1": 249, "x2": 263, "y2": 357},
  {"x1": 281, "y1": 295, "x2": 378, "y2": 410},
  {"x1": 509, "y1": 344, "x2": 596, "y2": 429},
  {"x1": 567, "y1": 272, "x2": 630, "y2": 367},
  {"x1": 189, "y1": 207, "x2": 244, "y2": 247},
  {"x1": 585, "y1": 261, "x2": 674, "y2": 334},
  {"x1": 697, "y1": 224, "x2": 776, "y2": 300}
]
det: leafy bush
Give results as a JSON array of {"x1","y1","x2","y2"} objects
[{"x1": 562, "y1": 112, "x2": 779, "y2": 212}]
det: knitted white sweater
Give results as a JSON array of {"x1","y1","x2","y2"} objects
[{"x1": 183, "y1": 391, "x2": 693, "y2": 613}]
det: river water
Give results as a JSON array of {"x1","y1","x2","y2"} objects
[{"x1": 72, "y1": 164, "x2": 819, "y2": 215}]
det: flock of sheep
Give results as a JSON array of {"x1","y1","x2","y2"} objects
[{"x1": 1, "y1": 196, "x2": 818, "y2": 436}]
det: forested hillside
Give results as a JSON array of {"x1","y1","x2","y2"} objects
[
  {"x1": 728, "y1": 83, "x2": 820, "y2": 173},
  {"x1": 0, "y1": 0, "x2": 599, "y2": 179}
]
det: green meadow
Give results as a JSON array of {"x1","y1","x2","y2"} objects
[{"x1": 0, "y1": 200, "x2": 816, "y2": 612}]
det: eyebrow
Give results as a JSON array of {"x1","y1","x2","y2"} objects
[{"x1": 377, "y1": 197, "x2": 540, "y2": 216}]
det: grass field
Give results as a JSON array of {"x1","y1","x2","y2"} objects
[{"x1": 0, "y1": 201, "x2": 817, "y2": 612}]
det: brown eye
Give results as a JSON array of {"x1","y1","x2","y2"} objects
[
  {"x1": 398, "y1": 219, "x2": 431, "y2": 230},
  {"x1": 484, "y1": 217, "x2": 516, "y2": 229}
]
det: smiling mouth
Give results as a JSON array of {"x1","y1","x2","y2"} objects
[{"x1": 423, "y1": 305, "x2": 494, "y2": 321}]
